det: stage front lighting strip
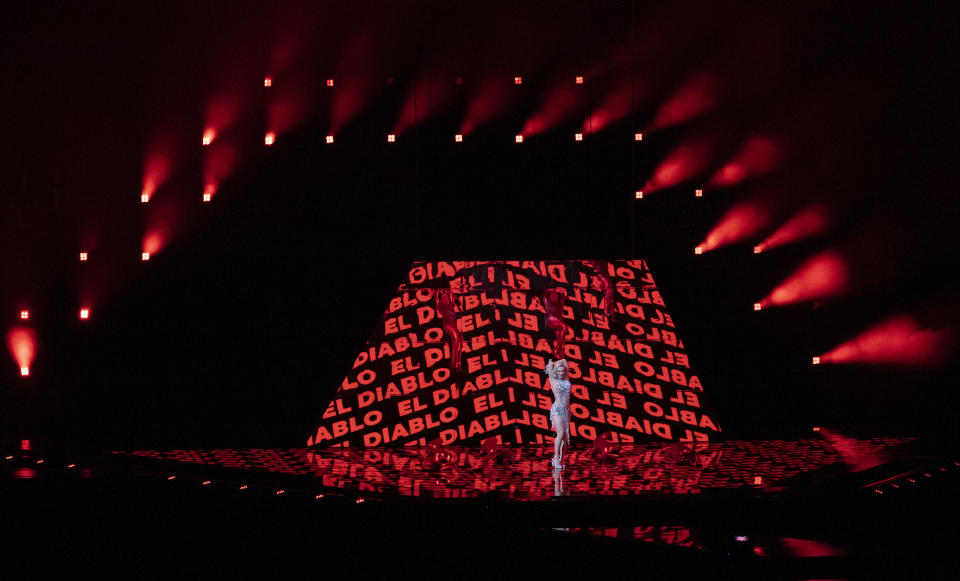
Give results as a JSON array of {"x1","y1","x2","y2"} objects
[{"x1": 309, "y1": 260, "x2": 721, "y2": 448}]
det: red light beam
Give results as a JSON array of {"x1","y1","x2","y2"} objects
[
  {"x1": 755, "y1": 204, "x2": 831, "y2": 254},
  {"x1": 696, "y1": 202, "x2": 772, "y2": 253},
  {"x1": 708, "y1": 135, "x2": 785, "y2": 188},
  {"x1": 648, "y1": 73, "x2": 719, "y2": 132},
  {"x1": 818, "y1": 315, "x2": 955, "y2": 367},
  {"x1": 758, "y1": 250, "x2": 850, "y2": 308},
  {"x1": 7, "y1": 327, "x2": 37, "y2": 377}
]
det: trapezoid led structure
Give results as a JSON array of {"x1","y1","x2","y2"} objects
[{"x1": 309, "y1": 260, "x2": 721, "y2": 448}]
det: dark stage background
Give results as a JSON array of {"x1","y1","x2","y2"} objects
[{"x1": 1, "y1": 1, "x2": 957, "y2": 453}]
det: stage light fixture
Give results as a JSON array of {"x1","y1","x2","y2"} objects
[
  {"x1": 812, "y1": 426, "x2": 821, "y2": 432},
  {"x1": 694, "y1": 246, "x2": 703, "y2": 255},
  {"x1": 514, "y1": 76, "x2": 523, "y2": 85},
  {"x1": 515, "y1": 134, "x2": 524, "y2": 143},
  {"x1": 263, "y1": 77, "x2": 272, "y2": 87},
  {"x1": 575, "y1": 76, "x2": 584, "y2": 84},
  {"x1": 695, "y1": 189, "x2": 703, "y2": 197},
  {"x1": 20, "y1": 367, "x2": 29, "y2": 377},
  {"x1": 634, "y1": 133, "x2": 643, "y2": 141},
  {"x1": 635, "y1": 191, "x2": 643, "y2": 199},
  {"x1": 141, "y1": 251, "x2": 150, "y2": 261},
  {"x1": 79, "y1": 252, "x2": 88, "y2": 261},
  {"x1": 264, "y1": 132, "x2": 276, "y2": 146},
  {"x1": 79, "y1": 308, "x2": 90, "y2": 320},
  {"x1": 140, "y1": 193, "x2": 150, "y2": 203},
  {"x1": 387, "y1": 134, "x2": 396, "y2": 143},
  {"x1": 326, "y1": 78, "x2": 334, "y2": 87},
  {"x1": 574, "y1": 133, "x2": 583, "y2": 141},
  {"x1": 753, "y1": 476, "x2": 763, "y2": 485},
  {"x1": 325, "y1": 135, "x2": 334, "y2": 144},
  {"x1": 812, "y1": 356, "x2": 821, "y2": 365},
  {"x1": 753, "y1": 303, "x2": 762, "y2": 311},
  {"x1": 753, "y1": 245, "x2": 763, "y2": 254},
  {"x1": 455, "y1": 134, "x2": 463, "y2": 142},
  {"x1": 202, "y1": 129, "x2": 215, "y2": 146},
  {"x1": 202, "y1": 192, "x2": 211, "y2": 202},
  {"x1": 20, "y1": 310, "x2": 29, "y2": 320}
]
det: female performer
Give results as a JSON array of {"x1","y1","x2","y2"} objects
[{"x1": 544, "y1": 358, "x2": 571, "y2": 469}]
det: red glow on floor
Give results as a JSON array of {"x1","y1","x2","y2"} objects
[
  {"x1": 79, "y1": 308, "x2": 90, "y2": 320},
  {"x1": 709, "y1": 135, "x2": 783, "y2": 188},
  {"x1": 642, "y1": 138, "x2": 713, "y2": 194},
  {"x1": 649, "y1": 74, "x2": 718, "y2": 131},
  {"x1": 756, "y1": 204, "x2": 831, "y2": 253},
  {"x1": 79, "y1": 252, "x2": 88, "y2": 261},
  {"x1": 696, "y1": 202, "x2": 771, "y2": 253},
  {"x1": 264, "y1": 132, "x2": 276, "y2": 146},
  {"x1": 7, "y1": 327, "x2": 37, "y2": 374},
  {"x1": 202, "y1": 128, "x2": 215, "y2": 146},
  {"x1": 759, "y1": 250, "x2": 850, "y2": 308},
  {"x1": 20, "y1": 310, "x2": 29, "y2": 320},
  {"x1": 263, "y1": 77, "x2": 272, "y2": 87},
  {"x1": 818, "y1": 315, "x2": 955, "y2": 367}
]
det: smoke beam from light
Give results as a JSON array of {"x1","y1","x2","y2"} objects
[
  {"x1": 329, "y1": 35, "x2": 381, "y2": 136},
  {"x1": 755, "y1": 204, "x2": 831, "y2": 253},
  {"x1": 818, "y1": 315, "x2": 955, "y2": 367},
  {"x1": 142, "y1": 230, "x2": 166, "y2": 258},
  {"x1": 648, "y1": 73, "x2": 719, "y2": 132},
  {"x1": 582, "y1": 79, "x2": 635, "y2": 134},
  {"x1": 460, "y1": 76, "x2": 514, "y2": 136},
  {"x1": 708, "y1": 135, "x2": 784, "y2": 188},
  {"x1": 141, "y1": 152, "x2": 170, "y2": 202},
  {"x1": 203, "y1": 141, "x2": 237, "y2": 203},
  {"x1": 758, "y1": 250, "x2": 850, "y2": 308},
  {"x1": 522, "y1": 84, "x2": 582, "y2": 138},
  {"x1": 696, "y1": 202, "x2": 771, "y2": 253},
  {"x1": 393, "y1": 73, "x2": 455, "y2": 136},
  {"x1": 7, "y1": 327, "x2": 37, "y2": 376},
  {"x1": 642, "y1": 137, "x2": 714, "y2": 194}
]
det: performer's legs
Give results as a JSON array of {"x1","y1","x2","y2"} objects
[{"x1": 552, "y1": 414, "x2": 568, "y2": 468}]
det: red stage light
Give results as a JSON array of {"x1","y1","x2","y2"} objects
[
  {"x1": 264, "y1": 132, "x2": 276, "y2": 146},
  {"x1": 140, "y1": 193, "x2": 150, "y2": 203},
  {"x1": 694, "y1": 246, "x2": 703, "y2": 255},
  {"x1": 326, "y1": 78, "x2": 334, "y2": 87},
  {"x1": 263, "y1": 77, "x2": 272, "y2": 87},
  {"x1": 387, "y1": 134, "x2": 396, "y2": 143},
  {"x1": 753, "y1": 476, "x2": 763, "y2": 486},
  {"x1": 753, "y1": 303, "x2": 762, "y2": 311},
  {"x1": 455, "y1": 134, "x2": 463, "y2": 142},
  {"x1": 20, "y1": 366, "x2": 29, "y2": 376},
  {"x1": 203, "y1": 184, "x2": 215, "y2": 202},
  {"x1": 575, "y1": 76, "x2": 584, "y2": 85},
  {"x1": 141, "y1": 252, "x2": 150, "y2": 261},
  {"x1": 326, "y1": 135, "x2": 334, "y2": 144},
  {"x1": 79, "y1": 252, "x2": 88, "y2": 261},
  {"x1": 812, "y1": 356, "x2": 821, "y2": 365},
  {"x1": 574, "y1": 132, "x2": 583, "y2": 141},
  {"x1": 634, "y1": 133, "x2": 643, "y2": 141},
  {"x1": 20, "y1": 310, "x2": 29, "y2": 320},
  {"x1": 7, "y1": 327, "x2": 36, "y2": 377},
  {"x1": 202, "y1": 129, "x2": 215, "y2": 146},
  {"x1": 696, "y1": 202, "x2": 771, "y2": 254},
  {"x1": 695, "y1": 189, "x2": 703, "y2": 197},
  {"x1": 635, "y1": 191, "x2": 643, "y2": 199},
  {"x1": 202, "y1": 192, "x2": 211, "y2": 203},
  {"x1": 753, "y1": 245, "x2": 763, "y2": 254},
  {"x1": 515, "y1": 134, "x2": 524, "y2": 143},
  {"x1": 514, "y1": 76, "x2": 523, "y2": 85},
  {"x1": 79, "y1": 308, "x2": 89, "y2": 320}
]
